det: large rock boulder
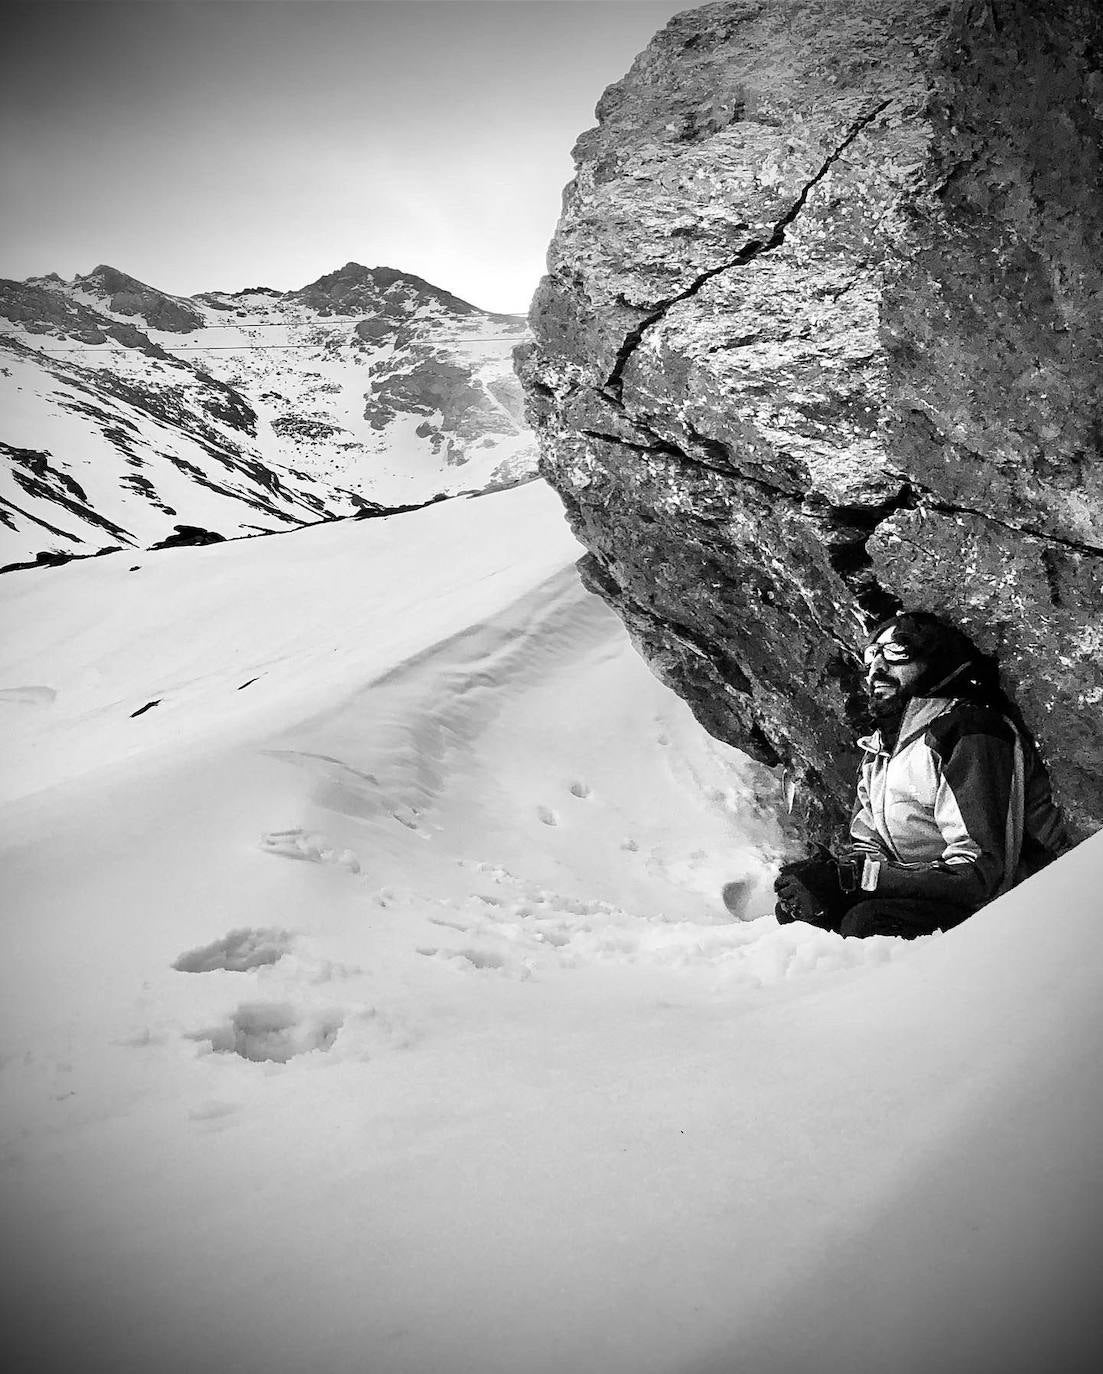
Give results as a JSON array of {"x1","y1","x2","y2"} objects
[{"x1": 519, "y1": 0, "x2": 1103, "y2": 842}]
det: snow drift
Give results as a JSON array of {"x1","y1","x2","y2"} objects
[{"x1": 0, "y1": 480, "x2": 1099, "y2": 1373}]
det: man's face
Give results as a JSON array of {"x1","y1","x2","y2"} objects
[{"x1": 864, "y1": 628, "x2": 925, "y2": 712}]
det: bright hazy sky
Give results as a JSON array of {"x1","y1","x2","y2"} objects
[{"x1": 2, "y1": 0, "x2": 697, "y2": 313}]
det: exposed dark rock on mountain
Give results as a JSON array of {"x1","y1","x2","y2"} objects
[
  {"x1": 292, "y1": 262, "x2": 480, "y2": 320},
  {"x1": 77, "y1": 266, "x2": 205, "y2": 333},
  {"x1": 150, "y1": 524, "x2": 226, "y2": 551},
  {"x1": 351, "y1": 492, "x2": 449, "y2": 520},
  {"x1": 520, "y1": 0, "x2": 1103, "y2": 841},
  {"x1": 365, "y1": 354, "x2": 518, "y2": 445},
  {"x1": 0, "y1": 280, "x2": 172, "y2": 356},
  {"x1": 1, "y1": 440, "x2": 135, "y2": 547}
]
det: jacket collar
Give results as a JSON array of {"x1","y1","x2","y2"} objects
[{"x1": 857, "y1": 695, "x2": 959, "y2": 758}]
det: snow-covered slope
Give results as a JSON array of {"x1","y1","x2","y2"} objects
[
  {"x1": 0, "y1": 263, "x2": 534, "y2": 565},
  {"x1": 1, "y1": 481, "x2": 1099, "y2": 1374}
]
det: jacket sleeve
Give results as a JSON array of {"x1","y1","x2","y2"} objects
[
  {"x1": 871, "y1": 714, "x2": 1018, "y2": 911},
  {"x1": 1021, "y1": 741, "x2": 1072, "y2": 869}
]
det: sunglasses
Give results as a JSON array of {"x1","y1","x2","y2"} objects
[{"x1": 863, "y1": 639, "x2": 915, "y2": 667}]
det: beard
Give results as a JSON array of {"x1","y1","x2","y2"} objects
[{"x1": 866, "y1": 675, "x2": 908, "y2": 726}]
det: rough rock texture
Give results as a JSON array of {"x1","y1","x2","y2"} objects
[
  {"x1": 0, "y1": 276, "x2": 174, "y2": 354},
  {"x1": 519, "y1": 0, "x2": 1103, "y2": 842},
  {"x1": 78, "y1": 265, "x2": 205, "y2": 333}
]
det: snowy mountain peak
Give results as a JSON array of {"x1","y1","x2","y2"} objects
[
  {"x1": 291, "y1": 261, "x2": 485, "y2": 321},
  {"x1": 0, "y1": 261, "x2": 536, "y2": 567}
]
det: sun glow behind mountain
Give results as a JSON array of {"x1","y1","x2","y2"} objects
[{"x1": 1, "y1": 1, "x2": 695, "y2": 313}]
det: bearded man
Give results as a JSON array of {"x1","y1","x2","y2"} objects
[{"x1": 774, "y1": 611, "x2": 1070, "y2": 939}]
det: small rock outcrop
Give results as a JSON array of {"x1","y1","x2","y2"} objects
[
  {"x1": 519, "y1": 0, "x2": 1103, "y2": 841},
  {"x1": 150, "y1": 524, "x2": 226, "y2": 550}
]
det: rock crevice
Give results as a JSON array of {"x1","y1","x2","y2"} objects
[{"x1": 603, "y1": 97, "x2": 892, "y2": 400}]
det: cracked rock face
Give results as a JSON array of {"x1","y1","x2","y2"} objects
[{"x1": 519, "y1": 0, "x2": 1103, "y2": 842}]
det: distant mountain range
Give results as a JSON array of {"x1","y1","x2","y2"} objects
[{"x1": 0, "y1": 262, "x2": 537, "y2": 568}]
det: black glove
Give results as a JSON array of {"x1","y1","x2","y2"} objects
[
  {"x1": 774, "y1": 874, "x2": 831, "y2": 927},
  {"x1": 773, "y1": 849, "x2": 862, "y2": 929}
]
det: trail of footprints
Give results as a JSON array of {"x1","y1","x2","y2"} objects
[
  {"x1": 258, "y1": 774, "x2": 597, "y2": 861},
  {"x1": 248, "y1": 772, "x2": 718, "y2": 980},
  {"x1": 416, "y1": 860, "x2": 634, "y2": 978},
  {"x1": 174, "y1": 928, "x2": 346, "y2": 1064},
  {"x1": 259, "y1": 828, "x2": 363, "y2": 872},
  {"x1": 180, "y1": 770, "x2": 674, "y2": 1048},
  {"x1": 405, "y1": 773, "x2": 724, "y2": 975}
]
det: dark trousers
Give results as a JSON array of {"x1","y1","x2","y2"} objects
[
  {"x1": 777, "y1": 854, "x2": 974, "y2": 939},
  {"x1": 837, "y1": 897, "x2": 972, "y2": 940}
]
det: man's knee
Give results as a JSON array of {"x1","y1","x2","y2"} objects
[{"x1": 840, "y1": 899, "x2": 928, "y2": 940}]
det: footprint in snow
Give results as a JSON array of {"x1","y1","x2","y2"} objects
[
  {"x1": 173, "y1": 927, "x2": 293, "y2": 973},
  {"x1": 391, "y1": 806, "x2": 430, "y2": 836},
  {"x1": 188, "y1": 1001, "x2": 344, "y2": 1063},
  {"x1": 259, "y1": 828, "x2": 361, "y2": 873},
  {"x1": 569, "y1": 780, "x2": 592, "y2": 799},
  {"x1": 417, "y1": 946, "x2": 532, "y2": 979},
  {"x1": 536, "y1": 805, "x2": 559, "y2": 827},
  {"x1": 428, "y1": 915, "x2": 471, "y2": 933},
  {"x1": 461, "y1": 860, "x2": 524, "y2": 886}
]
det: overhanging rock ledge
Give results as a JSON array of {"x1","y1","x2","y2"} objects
[{"x1": 517, "y1": 0, "x2": 1103, "y2": 843}]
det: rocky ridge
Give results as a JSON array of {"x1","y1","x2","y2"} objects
[
  {"x1": 519, "y1": 0, "x2": 1103, "y2": 842},
  {"x1": 1, "y1": 263, "x2": 535, "y2": 564}
]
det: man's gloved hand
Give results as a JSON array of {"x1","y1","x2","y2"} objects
[
  {"x1": 773, "y1": 847, "x2": 865, "y2": 928},
  {"x1": 774, "y1": 873, "x2": 830, "y2": 927}
]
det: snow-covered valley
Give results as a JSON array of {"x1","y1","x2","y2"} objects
[{"x1": 1, "y1": 480, "x2": 1100, "y2": 1374}]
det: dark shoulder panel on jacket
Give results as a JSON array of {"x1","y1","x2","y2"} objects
[{"x1": 923, "y1": 701, "x2": 1017, "y2": 758}]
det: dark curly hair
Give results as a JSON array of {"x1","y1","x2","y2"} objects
[{"x1": 865, "y1": 610, "x2": 1033, "y2": 742}]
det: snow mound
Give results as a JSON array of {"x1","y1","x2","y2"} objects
[{"x1": 1, "y1": 480, "x2": 1099, "y2": 1374}]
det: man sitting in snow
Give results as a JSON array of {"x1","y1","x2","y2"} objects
[{"x1": 774, "y1": 611, "x2": 1069, "y2": 939}]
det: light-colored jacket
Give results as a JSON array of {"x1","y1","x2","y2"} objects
[{"x1": 850, "y1": 696, "x2": 1068, "y2": 912}]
